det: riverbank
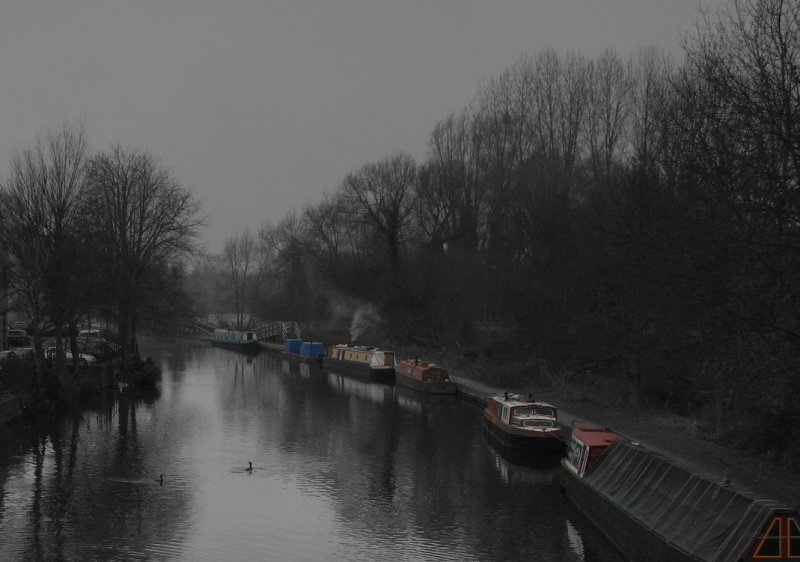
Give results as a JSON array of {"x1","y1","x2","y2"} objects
[
  {"x1": 0, "y1": 354, "x2": 160, "y2": 427},
  {"x1": 445, "y1": 365, "x2": 800, "y2": 513}
]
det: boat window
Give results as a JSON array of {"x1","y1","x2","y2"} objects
[
  {"x1": 566, "y1": 441, "x2": 587, "y2": 474},
  {"x1": 524, "y1": 419, "x2": 553, "y2": 428},
  {"x1": 514, "y1": 406, "x2": 534, "y2": 416},
  {"x1": 750, "y1": 515, "x2": 800, "y2": 559},
  {"x1": 534, "y1": 407, "x2": 555, "y2": 417},
  {"x1": 752, "y1": 516, "x2": 783, "y2": 558}
]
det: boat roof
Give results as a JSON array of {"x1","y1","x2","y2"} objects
[
  {"x1": 585, "y1": 440, "x2": 800, "y2": 561},
  {"x1": 398, "y1": 358, "x2": 442, "y2": 368},
  {"x1": 572, "y1": 423, "x2": 626, "y2": 447},
  {"x1": 491, "y1": 393, "x2": 555, "y2": 409},
  {"x1": 331, "y1": 343, "x2": 394, "y2": 352}
]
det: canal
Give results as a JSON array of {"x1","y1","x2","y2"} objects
[{"x1": 0, "y1": 338, "x2": 622, "y2": 561}]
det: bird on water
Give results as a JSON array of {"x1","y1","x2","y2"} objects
[{"x1": 246, "y1": 462, "x2": 253, "y2": 472}]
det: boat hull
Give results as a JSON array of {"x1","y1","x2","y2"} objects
[
  {"x1": 559, "y1": 462, "x2": 695, "y2": 562},
  {"x1": 284, "y1": 352, "x2": 324, "y2": 365},
  {"x1": 482, "y1": 411, "x2": 565, "y2": 461},
  {"x1": 322, "y1": 357, "x2": 395, "y2": 384},
  {"x1": 211, "y1": 340, "x2": 261, "y2": 354},
  {"x1": 395, "y1": 373, "x2": 456, "y2": 394}
]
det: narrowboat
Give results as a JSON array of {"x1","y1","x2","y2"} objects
[
  {"x1": 482, "y1": 392, "x2": 565, "y2": 459},
  {"x1": 283, "y1": 339, "x2": 325, "y2": 363},
  {"x1": 323, "y1": 343, "x2": 395, "y2": 384},
  {"x1": 394, "y1": 358, "x2": 457, "y2": 395},
  {"x1": 211, "y1": 329, "x2": 260, "y2": 353},
  {"x1": 561, "y1": 422, "x2": 800, "y2": 561}
]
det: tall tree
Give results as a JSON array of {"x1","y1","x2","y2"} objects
[
  {"x1": 672, "y1": 0, "x2": 800, "y2": 438},
  {"x1": 223, "y1": 229, "x2": 256, "y2": 331},
  {"x1": 341, "y1": 152, "x2": 418, "y2": 275},
  {"x1": 86, "y1": 145, "x2": 202, "y2": 365},
  {"x1": 419, "y1": 110, "x2": 487, "y2": 252},
  {"x1": 2, "y1": 121, "x2": 89, "y2": 379},
  {"x1": 584, "y1": 49, "x2": 631, "y2": 186}
]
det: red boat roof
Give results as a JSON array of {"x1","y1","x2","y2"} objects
[
  {"x1": 572, "y1": 423, "x2": 626, "y2": 447},
  {"x1": 398, "y1": 358, "x2": 433, "y2": 367},
  {"x1": 490, "y1": 393, "x2": 555, "y2": 409}
]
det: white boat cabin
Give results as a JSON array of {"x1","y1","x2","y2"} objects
[{"x1": 487, "y1": 393, "x2": 559, "y2": 429}]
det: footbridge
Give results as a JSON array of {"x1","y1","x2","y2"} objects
[
  {"x1": 188, "y1": 320, "x2": 302, "y2": 343},
  {"x1": 255, "y1": 321, "x2": 302, "y2": 342}
]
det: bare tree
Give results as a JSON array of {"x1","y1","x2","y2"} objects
[
  {"x1": 418, "y1": 110, "x2": 488, "y2": 252},
  {"x1": 223, "y1": 229, "x2": 256, "y2": 331},
  {"x1": 584, "y1": 49, "x2": 631, "y2": 185},
  {"x1": 341, "y1": 152, "x2": 418, "y2": 273},
  {"x1": 2, "y1": 120, "x2": 89, "y2": 380},
  {"x1": 85, "y1": 145, "x2": 202, "y2": 365}
]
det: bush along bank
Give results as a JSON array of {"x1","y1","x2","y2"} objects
[{"x1": 0, "y1": 353, "x2": 162, "y2": 427}]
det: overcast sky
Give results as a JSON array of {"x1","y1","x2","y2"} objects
[{"x1": 0, "y1": 0, "x2": 724, "y2": 253}]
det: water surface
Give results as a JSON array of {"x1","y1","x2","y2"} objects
[{"x1": 0, "y1": 338, "x2": 619, "y2": 560}]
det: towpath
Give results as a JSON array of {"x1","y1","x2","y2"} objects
[{"x1": 450, "y1": 374, "x2": 800, "y2": 512}]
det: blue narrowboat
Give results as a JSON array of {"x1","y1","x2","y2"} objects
[{"x1": 284, "y1": 339, "x2": 325, "y2": 363}]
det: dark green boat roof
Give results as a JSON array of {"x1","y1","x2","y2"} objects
[{"x1": 583, "y1": 440, "x2": 799, "y2": 561}]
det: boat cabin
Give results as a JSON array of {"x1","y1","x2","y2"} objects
[
  {"x1": 486, "y1": 393, "x2": 559, "y2": 429},
  {"x1": 328, "y1": 344, "x2": 395, "y2": 368},
  {"x1": 213, "y1": 329, "x2": 257, "y2": 343},
  {"x1": 397, "y1": 359, "x2": 450, "y2": 383},
  {"x1": 564, "y1": 423, "x2": 627, "y2": 477}
]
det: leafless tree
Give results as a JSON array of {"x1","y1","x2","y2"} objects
[
  {"x1": 86, "y1": 145, "x2": 202, "y2": 365},
  {"x1": 223, "y1": 229, "x2": 258, "y2": 331},
  {"x1": 584, "y1": 48, "x2": 631, "y2": 185},
  {"x1": 341, "y1": 152, "x2": 418, "y2": 273},
  {"x1": 2, "y1": 120, "x2": 89, "y2": 379},
  {"x1": 418, "y1": 109, "x2": 488, "y2": 253}
]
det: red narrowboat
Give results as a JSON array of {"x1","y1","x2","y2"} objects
[
  {"x1": 482, "y1": 393, "x2": 565, "y2": 459},
  {"x1": 394, "y1": 358, "x2": 457, "y2": 395}
]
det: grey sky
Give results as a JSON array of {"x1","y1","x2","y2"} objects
[{"x1": 0, "y1": 0, "x2": 723, "y2": 252}]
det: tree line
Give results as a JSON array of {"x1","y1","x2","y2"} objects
[
  {"x1": 0, "y1": 121, "x2": 202, "y2": 392},
  {"x1": 198, "y1": 0, "x2": 799, "y2": 465}
]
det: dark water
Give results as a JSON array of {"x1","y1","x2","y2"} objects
[{"x1": 0, "y1": 338, "x2": 619, "y2": 561}]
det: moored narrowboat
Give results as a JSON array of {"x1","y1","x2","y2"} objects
[
  {"x1": 284, "y1": 339, "x2": 325, "y2": 363},
  {"x1": 482, "y1": 393, "x2": 565, "y2": 460},
  {"x1": 394, "y1": 358, "x2": 457, "y2": 395},
  {"x1": 323, "y1": 343, "x2": 395, "y2": 384},
  {"x1": 211, "y1": 329, "x2": 260, "y2": 354},
  {"x1": 561, "y1": 422, "x2": 800, "y2": 561}
]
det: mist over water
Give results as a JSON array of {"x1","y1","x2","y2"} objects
[{"x1": 0, "y1": 338, "x2": 617, "y2": 561}]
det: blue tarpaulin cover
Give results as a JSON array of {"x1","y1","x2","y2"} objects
[
  {"x1": 284, "y1": 339, "x2": 302, "y2": 354},
  {"x1": 299, "y1": 341, "x2": 324, "y2": 359}
]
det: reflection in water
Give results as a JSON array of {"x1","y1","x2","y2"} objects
[{"x1": 0, "y1": 338, "x2": 618, "y2": 560}]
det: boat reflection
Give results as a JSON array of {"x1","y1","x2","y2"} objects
[
  {"x1": 324, "y1": 370, "x2": 395, "y2": 405},
  {"x1": 488, "y1": 448, "x2": 557, "y2": 486},
  {"x1": 394, "y1": 384, "x2": 457, "y2": 418},
  {"x1": 298, "y1": 361, "x2": 324, "y2": 380},
  {"x1": 281, "y1": 358, "x2": 297, "y2": 376}
]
